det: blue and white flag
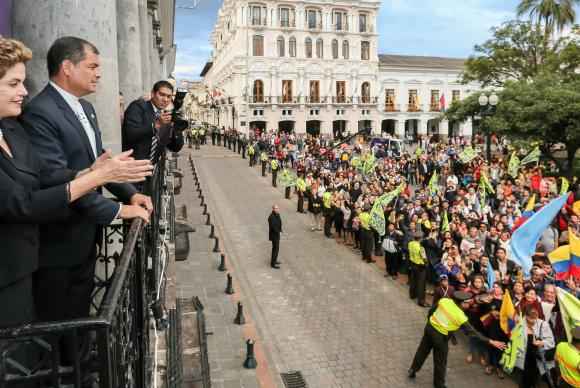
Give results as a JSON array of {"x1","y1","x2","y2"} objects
[
  {"x1": 508, "y1": 194, "x2": 569, "y2": 276},
  {"x1": 487, "y1": 259, "x2": 496, "y2": 290}
]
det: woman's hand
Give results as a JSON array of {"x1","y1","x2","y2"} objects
[
  {"x1": 119, "y1": 204, "x2": 150, "y2": 224},
  {"x1": 94, "y1": 150, "x2": 153, "y2": 184}
]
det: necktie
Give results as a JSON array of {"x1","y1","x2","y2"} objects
[
  {"x1": 150, "y1": 111, "x2": 160, "y2": 163},
  {"x1": 76, "y1": 107, "x2": 97, "y2": 158}
]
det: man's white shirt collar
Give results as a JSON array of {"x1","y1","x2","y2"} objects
[{"x1": 50, "y1": 81, "x2": 81, "y2": 107}]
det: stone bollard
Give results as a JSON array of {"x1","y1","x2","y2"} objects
[
  {"x1": 209, "y1": 224, "x2": 215, "y2": 238},
  {"x1": 234, "y1": 302, "x2": 246, "y2": 325},
  {"x1": 218, "y1": 253, "x2": 227, "y2": 272},
  {"x1": 213, "y1": 236, "x2": 220, "y2": 252},
  {"x1": 243, "y1": 339, "x2": 257, "y2": 369},
  {"x1": 225, "y1": 273, "x2": 234, "y2": 294}
]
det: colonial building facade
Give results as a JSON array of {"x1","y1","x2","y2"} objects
[{"x1": 201, "y1": 0, "x2": 479, "y2": 139}]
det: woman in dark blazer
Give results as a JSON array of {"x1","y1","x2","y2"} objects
[{"x1": 0, "y1": 37, "x2": 152, "y2": 328}]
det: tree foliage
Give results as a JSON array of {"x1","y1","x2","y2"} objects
[
  {"x1": 451, "y1": 19, "x2": 580, "y2": 175},
  {"x1": 517, "y1": 0, "x2": 579, "y2": 35}
]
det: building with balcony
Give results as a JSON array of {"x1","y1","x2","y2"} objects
[{"x1": 201, "y1": 0, "x2": 479, "y2": 140}]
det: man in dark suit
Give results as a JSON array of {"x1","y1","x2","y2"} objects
[
  {"x1": 122, "y1": 80, "x2": 184, "y2": 164},
  {"x1": 20, "y1": 37, "x2": 152, "y2": 328},
  {"x1": 268, "y1": 205, "x2": 282, "y2": 269}
]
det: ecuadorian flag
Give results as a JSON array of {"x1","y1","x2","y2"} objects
[
  {"x1": 548, "y1": 230, "x2": 580, "y2": 280},
  {"x1": 499, "y1": 292, "x2": 516, "y2": 335}
]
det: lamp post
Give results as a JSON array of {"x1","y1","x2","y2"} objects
[{"x1": 478, "y1": 92, "x2": 499, "y2": 161}]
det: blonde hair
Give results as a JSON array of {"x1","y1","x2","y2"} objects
[{"x1": 0, "y1": 36, "x2": 32, "y2": 79}]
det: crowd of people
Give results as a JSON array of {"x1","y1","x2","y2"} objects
[{"x1": 202, "y1": 125, "x2": 580, "y2": 388}]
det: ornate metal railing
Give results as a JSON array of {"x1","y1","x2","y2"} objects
[{"x1": 0, "y1": 153, "x2": 174, "y2": 388}]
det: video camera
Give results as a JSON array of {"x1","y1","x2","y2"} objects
[{"x1": 170, "y1": 88, "x2": 189, "y2": 132}]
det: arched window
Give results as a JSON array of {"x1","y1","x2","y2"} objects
[
  {"x1": 342, "y1": 40, "x2": 349, "y2": 59},
  {"x1": 361, "y1": 82, "x2": 370, "y2": 104},
  {"x1": 332, "y1": 39, "x2": 339, "y2": 59},
  {"x1": 316, "y1": 38, "x2": 323, "y2": 59},
  {"x1": 289, "y1": 37, "x2": 296, "y2": 57},
  {"x1": 277, "y1": 36, "x2": 285, "y2": 57},
  {"x1": 361, "y1": 41, "x2": 370, "y2": 60},
  {"x1": 305, "y1": 37, "x2": 312, "y2": 58},
  {"x1": 253, "y1": 80, "x2": 264, "y2": 103},
  {"x1": 253, "y1": 35, "x2": 264, "y2": 56}
]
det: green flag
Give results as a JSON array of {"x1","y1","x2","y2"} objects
[
  {"x1": 480, "y1": 173, "x2": 495, "y2": 194},
  {"x1": 351, "y1": 156, "x2": 362, "y2": 170},
  {"x1": 500, "y1": 314, "x2": 525, "y2": 374},
  {"x1": 369, "y1": 184, "x2": 405, "y2": 236},
  {"x1": 363, "y1": 154, "x2": 376, "y2": 177},
  {"x1": 278, "y1": 169, "x2": 297, "y2": 188},
  {"x1": 441, "y1": 212, "x2": 450, "y2": 233},
  {"x1": 458, "y1": 146, "x2": 478, "y2": 164},
  {"x1": 428, "y1": 170, "x2": 439, "y2": 196},
  {"x1": 415, "y1": 147, "x2": 423, "y2": 159},
  {"x1": 561, "y1": 177, "x2": 570, "y2": 195},
  {"x1": 557, "y1": 287, "x2": 580, "y2": 343},
  {"x1": 508, "y1": 152, "x2": 520, "y2": 178},
  {"x1": 520, "y1": 147, "x2": 541, "y2": 165}
]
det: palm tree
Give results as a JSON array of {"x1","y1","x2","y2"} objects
[{"x1": 517, "y1": 0, "x2": 579, "y2": 37}]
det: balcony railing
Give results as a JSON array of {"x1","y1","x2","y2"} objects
[
  {"x1": 307, "y1": 21, "x2": 323, "y2": 30},
  {"x1": 279, "y1": 20, "x2": 296, "y2": 28},
  {"x1": 385, "y1": 103, "x2": 401, "y2": 112},
  {"x1": 277, "y1": 96, "x2": 301, "y2": 104},
  {"x1": 356, "y1": 96, "x2": 378, "y2": 105},
  {"x1": 407, "y1": 103, "x2": 423, "y2": 112},
  {"x1": 430, "y1": 104, "x2": 441, "y2": 112},
  {"x1": 332, "y1": 96, "x2": 353, "y2": 104},
  {"x1": 251, "y1": 17, "x2": 267, "y2": 27},
  {"x1": 359, "y1": 24, "x2": 375, "y2": 34},
  {"x1": 333, "y1": 22, "x2": 349, "y2": 32},
  {"x1": 0, "y1": 153, "x2": 175, "y2": 388}
]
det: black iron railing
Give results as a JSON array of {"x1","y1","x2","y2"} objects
[{"x1": 0, "y1": 153, "x2": 174, "y2": 388}]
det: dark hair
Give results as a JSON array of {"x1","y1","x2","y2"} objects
[
  {"x1": 152, "y1": 80, "x2": 174, "y2": 93},
  {"x1": 47, "y1": 36, "x2": 99, "y2": 77}
]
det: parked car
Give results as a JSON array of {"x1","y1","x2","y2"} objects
[{"x1": 370, "y1": 137, "x2": 405, "y2": 158}]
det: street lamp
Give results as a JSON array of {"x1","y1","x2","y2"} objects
[{"x1": 478, "y1": 92, "x2": 499, "y2": 161}]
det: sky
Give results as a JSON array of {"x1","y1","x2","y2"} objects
[{"x1": 173, "y1": 0, "x2": 523, "y2": 81}]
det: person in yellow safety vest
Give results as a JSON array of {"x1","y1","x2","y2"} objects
[
  {"x1": 408, "y1": 233, "x2": 429, "y2": 308},
  {"x1": 408, "y1": 291, "x2": 507, "y2": 388},
  {"x1": 358, "y1": 206, "x2": 374, "y2": 263},
  {"x1": 260, "y1": 152, "x2": 268, "y2": 177},
  {"x1": 322, "y1": 190, "x2": 333, "y2": 238},
  {"x1": 556, "y1": 326, "x2": 580, "y2": 388},
  {"x1": 271, "y1": 158, "x2": 279, "y2": 187},
  {"x1": 248, "y1": 144, "x2": 255, "y2": 167},
  {"x1": 296, "y1": 176, "x2": 306, "y2": 213}
]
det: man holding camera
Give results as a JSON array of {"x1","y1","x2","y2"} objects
[{"x1": 122, "y1": 80, "x2": 184, "y2": 165}]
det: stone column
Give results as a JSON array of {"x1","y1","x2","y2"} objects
[
  {"x1": 117, "y1": 0, "x2": 143, "y2": 104},
  {"x1": 395, "y1": 119, "x2": 405, "y2": 139},
  {"x1": 148, "y1": 10, "x2": 161, "y2": 83},
  {"x1": 462, "y1": 118, "x2": 473, "y2": 138},
  {"x1": 439, "y1": 119, "x2": 450, "y2": 141},
  {"x1": 13, "y1": 0, "x2": 122, "y2": 151},
  {"x1": 139, "y1": 0, "x2": 152, "y2": 92},
  {"x1": 418, "y1": 119, "x2": 428, "y2": 136}
]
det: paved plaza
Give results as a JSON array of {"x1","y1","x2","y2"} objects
[{"x1": 174, "y1": 145, "x2": 516, "y2": 388}]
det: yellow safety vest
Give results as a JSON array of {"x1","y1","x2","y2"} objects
[
  {"x1": 556, "y1": 343, "x2": 580, "y2": 388},
  {"x1": 408, "y1": 240, "x2": 426, "y2": 266},
  {"x1": 248, "y1": 145, "x2": 255, "y2": 155},
  {"x1": 296, "y1": 178, "x2": 306, "y2": 192},
  {"x1": 271, "y1": 159, "x2": 279, "y2": 170},
  {"x1": 323, "y1": 192, "x2": 332, "y2": 208},
  {"x1": 359, "y1": 212, "x2": 371, "y2": 230},
  {"x1": 260, "y1": 152, "x2": 268, "y2": 162},
  {"x1": 429, "y1": 298, "x2": 468, "y2": 336}
]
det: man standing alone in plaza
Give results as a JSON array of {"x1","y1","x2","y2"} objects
[{"x1": 268, "y1": 205, "x2": 282, "y2": 269}]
